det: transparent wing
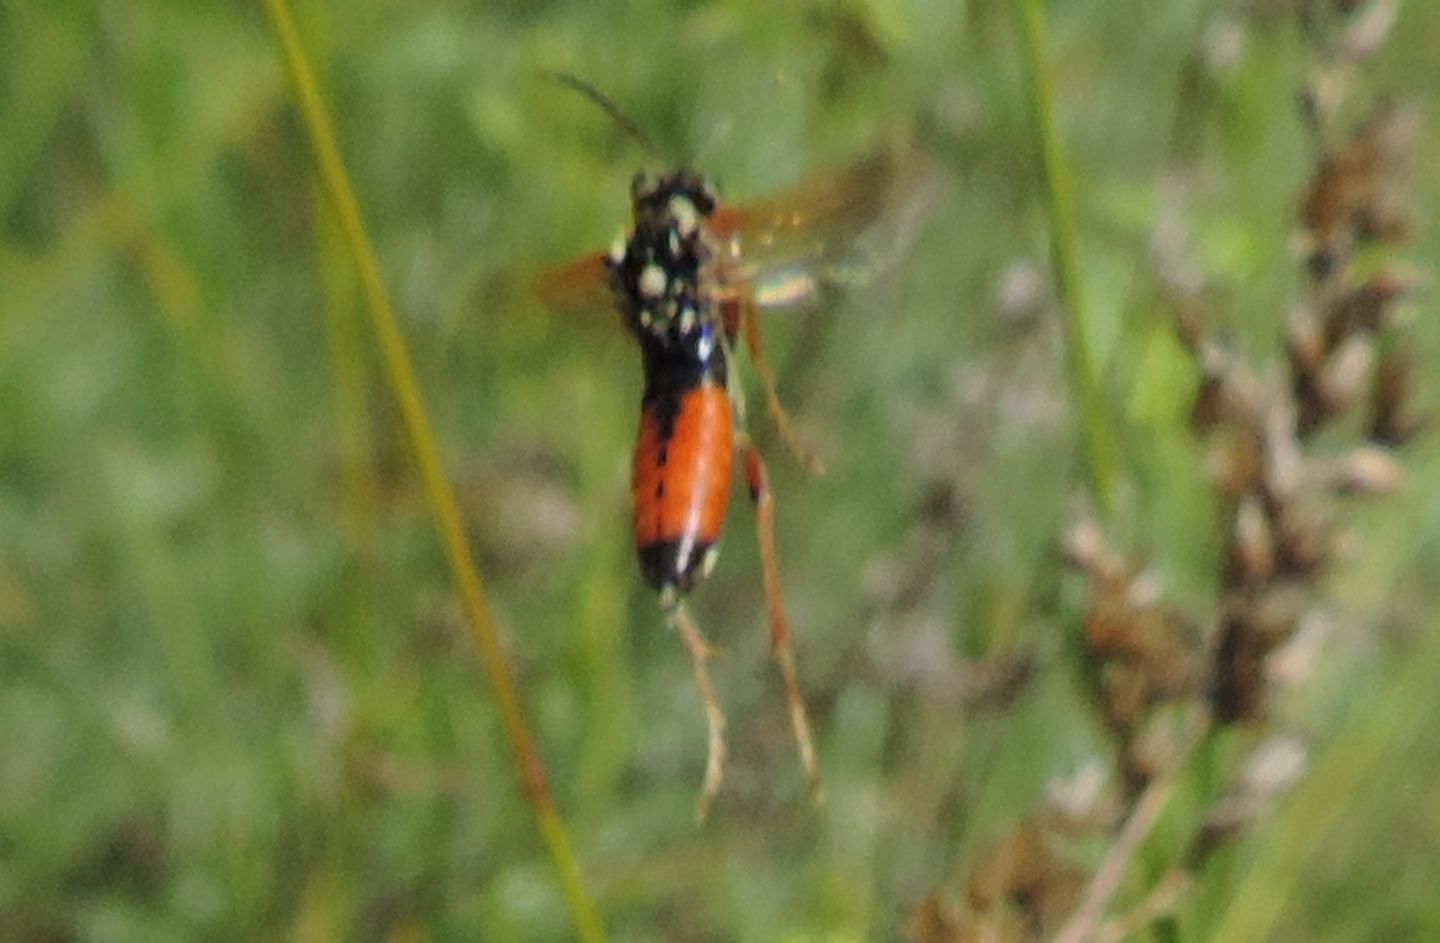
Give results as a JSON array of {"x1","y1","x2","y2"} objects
[
  {"x1": 531, "y1": 251, "x2": 612, "y2": 319},
  {"x1": 711, "y1": 147, "x2": 937, "y2": 311},
  {"x1": 533, "y1": 147, "x2": 936, "y2": 320}
]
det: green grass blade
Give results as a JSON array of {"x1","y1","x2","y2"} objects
[
  {"x1": 1012, "y1": 0, "x2": 1119, "y2": 515},
  {"x1": 1208, "y1": 603, "x2": 1440, "y2": 942}
]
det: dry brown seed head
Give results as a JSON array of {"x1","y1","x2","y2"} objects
[
  {"x1": 1324, "y1": 445, "x2": 1404, "y2": 495},
  {"x1": 1317, "y1": 333, "x2": 1376, "y2": 415},
  {"x1": 1226, "y1": 495, "x2": 1276, "y2": 589}
]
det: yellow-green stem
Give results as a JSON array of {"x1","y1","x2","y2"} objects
[
  {"x1": 1013, "y1": 0, "x2": 1118, "y2": 515},
  {"x1": 259, "y1": 1, "x2": 605, "y2": 939}
]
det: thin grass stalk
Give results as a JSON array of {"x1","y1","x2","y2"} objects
[
  {"x1": 302, "y1": 10, "x2": 378, "y2": 556},
  {"x1": 260, "y1": 2, "x2": 605, "y2": 939},
  {"x1": 1012, "y1": 0, "x2": 1118, "y2": 515},
  {"x1": 1049, "y1": 706, "x2": 1210, "y2": 943},
  {"x1": 314, "y1": 185, "x2": 379, "y2": 554}
]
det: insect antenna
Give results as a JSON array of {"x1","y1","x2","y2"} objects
[{"x1": 543, "y1": 71, "x2": 660, "y2": 162}]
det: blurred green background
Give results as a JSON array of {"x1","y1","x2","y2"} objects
[{"x1": 3, "y1": 0, "x2": 1439, "y2": 940}]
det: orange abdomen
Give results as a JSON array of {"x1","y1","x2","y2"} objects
[{"x1": 632, "y1": 382, "x2": 734, "y2": 592}]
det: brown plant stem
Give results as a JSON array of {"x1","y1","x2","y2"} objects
[{"x1": 1050, "y1": 708, "x2": 1210, "y2": 943}]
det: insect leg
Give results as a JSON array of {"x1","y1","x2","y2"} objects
[
  {"x1": 662, "y1": 593, "x2": 727, "y2": 821},
  {"x1": 733, "y1": 292, "x2": 827, "y2": 476},
  {"x1": 736, "y1": 433, "x2": 823, "y2": 804}
]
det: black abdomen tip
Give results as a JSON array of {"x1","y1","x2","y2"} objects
[{"x1": 638, "y1": 538, "x2": 714, "y2": 594}]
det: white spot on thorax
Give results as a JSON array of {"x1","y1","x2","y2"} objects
[
  {"x1": 639, "y1": 263, "x2": 667, "y2": 299},
  {"x1": 669, "y1": 195, "x2": 698, "y2": 236}
]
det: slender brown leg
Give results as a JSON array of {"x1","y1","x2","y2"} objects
[
  {"x1": 734, "y1": 293, "x2": 827, "y2": 476},
  {"x1": 740, "y1": 438, "x2": 822, "y2": 803},
  {"x1": 663, "y1": 595, "x2": 727, "y2": 821}
]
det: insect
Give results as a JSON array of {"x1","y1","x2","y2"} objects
[{"x1": 536, "y1": 76, "x2": 926, "y2": 817}]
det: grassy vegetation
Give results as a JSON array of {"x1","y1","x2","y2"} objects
[{"x1": 2, "y1": 1, "x2": 1438, "y2": 940}]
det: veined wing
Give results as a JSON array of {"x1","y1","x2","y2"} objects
[
  {"x1": 712, "y1": 146, "x2": 936, "y2": 311},
  {"x1": 532, "y1": 250, "x2": 612, "y2": 318},
  {"x1": 532, "y1": 146, "x2": 935, "y2": 320}
]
